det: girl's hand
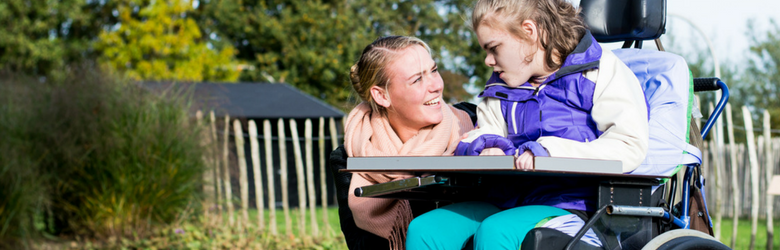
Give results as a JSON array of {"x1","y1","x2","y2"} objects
[
  {"x1": 515, "y1": 150, "x2": 535, "y2": 169},
  {"x1": 479, "y1": 147, "x2": 505, "y2": 156}
]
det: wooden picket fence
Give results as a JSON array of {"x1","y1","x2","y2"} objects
[
  {"x1": 196, "y1": 110, "x2": 341, "y2": 239},
  {"x1": 701, "y1": 103, "x2": 779, "y2": 249}
]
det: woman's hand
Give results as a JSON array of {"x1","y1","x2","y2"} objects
[
  {"x1": 515, "y1": 150, "x2": 535, "y2": 169},
  {"x1": 479, "y1": 147, "x2": 505, "y2": 156}
]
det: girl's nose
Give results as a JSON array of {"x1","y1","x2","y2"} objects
[{"x1": 485, "y1": 54, "x2": 496, "y2": 67}]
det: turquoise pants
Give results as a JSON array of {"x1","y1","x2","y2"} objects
[{"x1": 406, "y1": 201, "x2": 571, "y2": 250}]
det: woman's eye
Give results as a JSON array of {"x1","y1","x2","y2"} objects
[
  {"x1": 432, "y1": 67, "x2": 438, "y2": 73},
  {"x1": 490, "y1": 45, "x2": 498, "y2": 53},
  {"x1": 413, "y1": 77, "x2": 422, "y2": 83}
]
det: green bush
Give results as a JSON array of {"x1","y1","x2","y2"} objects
[
  {"x1": 0, "y1": 75, "x2": 48, "y2": 248},
  {"x1": 0, "y1": 65, "x2": 209, "y2": 246}
]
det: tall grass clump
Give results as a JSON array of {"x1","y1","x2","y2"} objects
[
  {"x1": 0, "y1": 65, "x2": 209, "y2": 246},
  {"x1": 0, "y1": 74, "x2": 49, "y2": 248}
]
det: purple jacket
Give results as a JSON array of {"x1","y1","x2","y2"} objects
[
  {"x1": 456, "y1": 31, "x2": 605, "y2": 158},
  {"x1": 457, "y1": 31, "x2": 607, "y2": 211}
]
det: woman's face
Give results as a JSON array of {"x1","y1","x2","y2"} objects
[
  {"x1": 378, "y1": 44, "x2": 444, "y2": 136},
  {"x1": 476, "y1": 22, "x2": 548, "y2": 87}
]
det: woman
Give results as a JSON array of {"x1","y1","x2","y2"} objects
[{"x1": 332, "y1": 35, "x2": 475, "y2": 250}]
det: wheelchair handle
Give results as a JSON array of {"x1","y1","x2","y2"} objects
[
  {"x1": 693, "y1": 78, "x2": 730, "y2": 140},
  {"x1": 693, "y1": 77, "x2": 721, "y2": 92}
]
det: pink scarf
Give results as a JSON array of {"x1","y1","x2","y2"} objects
[{"x1": 345, "y1": 102, "x2": 473, "y2": 250}]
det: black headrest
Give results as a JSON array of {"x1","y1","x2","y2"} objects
[{"x1": 580, "y1": 0, "x2": 667, "y2": 43}]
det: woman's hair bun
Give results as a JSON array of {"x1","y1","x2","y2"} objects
[{"x1": 349, "y1": 64, "x2": 361, "y2": 89}]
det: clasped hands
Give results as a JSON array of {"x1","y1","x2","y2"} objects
[{"x1": 480, "y1": 147, "x2": 534, "y2": 170}]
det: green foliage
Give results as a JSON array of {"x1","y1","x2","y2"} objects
[
  {"x1": 2, "y1": 0, "x2": 488, "y2": 108},
  {"x1": 0, "y1": 75, "x2": 48, "y2": 248},
  {"x1": 0, "y1": 64, "x2": 210, "y2": 244},
  {"x1": 0, "y1": 0, "x2": 94, "y2": 77},
  {"x1": 718, "y1": 218, "x2": 780, "y2": 250},
  {"x1": 678, "y1": 18, "x2": 780, "y2": 141},
  {"x1": 96, "y1": 0, "x2": 240, "y2": 82},
  {"x1": 742, "y1": 19, "x2": 780, "y2": 129},
  {"x1": 200, "y1": 0, "x2": 488, "y2": 110}
]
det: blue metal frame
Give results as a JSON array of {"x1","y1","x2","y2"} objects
[
  {"x1": 699, "y1": 80, "x2": 730, "y2": 139},
  {"x1": 660, "y1": 81, "x2": 729, "y2": 230}
]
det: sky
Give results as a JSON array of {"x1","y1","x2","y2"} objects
[
  {"x1": 573, "y1": 0, "x2": 780, "y2": 73},
  {"x1": 657, "y1": 0, "x2": 780, "y2": 68}
]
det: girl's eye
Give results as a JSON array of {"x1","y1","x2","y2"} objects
[
  {"x1": 432, "y1": 67, "x2": 438, "y2": 73},
  {"x1": 413, "y1": 77, "x2": 422, "y2": 83},
  {"x1": 490, "y1": 45, "x2": 498, "y2": 53}
]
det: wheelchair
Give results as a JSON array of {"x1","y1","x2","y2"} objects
[{"x1": 332, "y1": 0, "x2": 732, "y2": 249}]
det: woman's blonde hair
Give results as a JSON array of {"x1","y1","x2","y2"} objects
[
  {"x1": 472, "y1": 0, "x2": 585, "y2": 71},
  {"x1": 350, "y1": 36, "x2": 431, "y2": 113}
]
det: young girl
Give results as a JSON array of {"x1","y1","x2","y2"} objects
[{"x1": 406, "y1": 0, "x2": 649, "y2": 249}]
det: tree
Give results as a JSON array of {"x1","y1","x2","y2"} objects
[
  {"x1": 742, "y1": 19, "x2": 780, "y2": 129},
  {"x1": 95, "y1": 0, "x2": 240, "y2": 82},
  {"x1": 199, "y1": 0, "x2": 489, "y2": 110},
  {"x1": 0, "y1": 0, "x2": 94, "y2": 77}
]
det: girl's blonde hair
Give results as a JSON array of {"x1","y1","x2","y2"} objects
[
  {"x1": 350, "y1": 36, "x2": 431, "y2": 113},
  {"x1": 472, "y1": 0, "x2": 585, "y2": 71}
]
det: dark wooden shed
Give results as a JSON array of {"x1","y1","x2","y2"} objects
[{"x1": 143, "y1": 82, "x2": 345, "y2": 208}]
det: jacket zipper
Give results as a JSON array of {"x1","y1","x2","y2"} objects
[
  {"x1": 512, "y1": 102, "x2": 518, "y2": 134},
  {"x1": 534, "y1": 85, "x2": 544, "y2": 132}
]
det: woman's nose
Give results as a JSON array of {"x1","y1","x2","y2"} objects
[{"x1": 428, "y1": 75, "x2": 444, "y2": 92}]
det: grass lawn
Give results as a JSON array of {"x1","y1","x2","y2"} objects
[
  {"x1": 717, "y1": 218, "x2": 780, "y2": 249},
  {"x1": 243, "y1": 206, "x2": 343, "y2": 238},
  {"x1": 235, "y1": 206, "x2": 780, "y2": 249}
]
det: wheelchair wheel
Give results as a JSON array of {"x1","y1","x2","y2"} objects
[{"x1": 641, "y1": 229, "x2": 730, "y2": 250}]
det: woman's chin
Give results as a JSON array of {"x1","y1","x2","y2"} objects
[{"x1": 424, "y1": 112, "x2": 444, "y2": 126}]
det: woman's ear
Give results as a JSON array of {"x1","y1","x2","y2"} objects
[{"x1": 370, "y1": 85, "x2": 391, "y2": 108}]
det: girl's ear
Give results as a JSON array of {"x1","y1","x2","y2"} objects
[
  {"x1": 521, "y1": 19, "x2": 538, "y2": 42},
  {"x1": 370, "y1": 85, "x2": 391, "y2": 108}
]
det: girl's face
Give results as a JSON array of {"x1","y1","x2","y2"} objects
[
  {"x1": 476, "y1": 21, "x2": 550, "y2": 87},
  {"x1": 372, "y1": 44, "x2": 444, "y2": 140}
]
